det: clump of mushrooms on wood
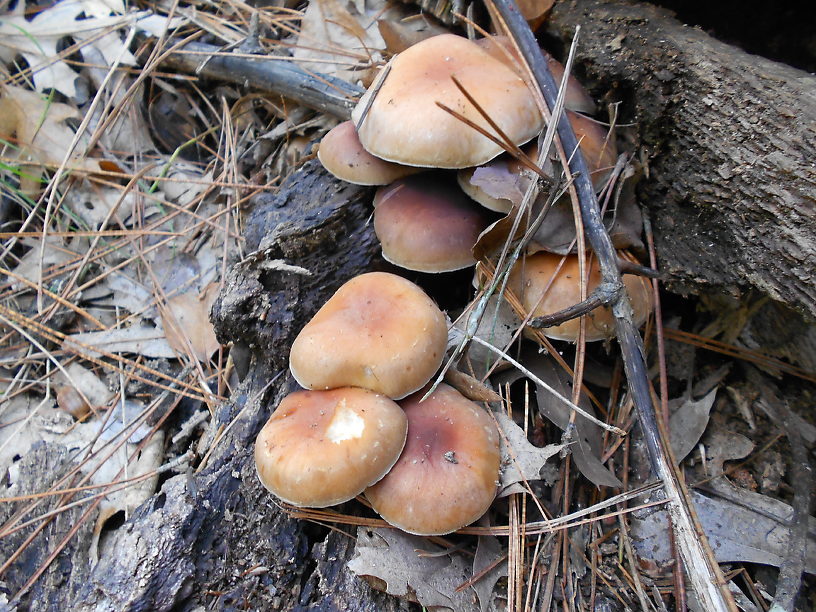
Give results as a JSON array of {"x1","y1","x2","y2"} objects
[{"x1": 254, "y1": 33, "x2": 654, "y2": 536}]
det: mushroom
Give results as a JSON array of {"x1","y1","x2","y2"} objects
[
  {"x1": 475, "y1": 36, "x2": 596, "y2": 115},
  {"x1": 317, "y1": 120, "x2": 420, "y2": 185},
  {"x1": 373, "y1": 173, "x2": 493, "y2": 272},
  {"x1": 365, "y1": 383, "x2": 501, "y2": 535},
  {"x1": 289, "y1": 272, "x2": 448, "y2": 399},
  {"x1": 255, "y1": 387, "x2": 408, "y2": 507},
  {"x1": 506, "y1": 252, "x2": 653, "y2": 342},
  {"x1": 351, "y1": 34, "x2": 544, "y2": 169},
  {"x1": 458, "y1": 111, "x2": 618, "y2": 213}
]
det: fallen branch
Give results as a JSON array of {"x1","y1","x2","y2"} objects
[{"x1": 148, "y1": 38, "x2": 362, "y2": 119}]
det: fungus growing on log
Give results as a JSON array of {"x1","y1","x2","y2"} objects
[
  {"x1": 289, "y1": 272, "x2": 448, "y2": 399},
  {"x1": 255, "y1": 387, "x2": 408, "y2": 507},
  {"x1": 352, "y1": 34, "x2": 544, "y2": 169}
]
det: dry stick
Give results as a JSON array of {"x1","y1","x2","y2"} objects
[
  {"x1": 487, "y1": 2, "x2": 736, "y2": 610},
  {"x1": 153, "y1": 37, "x2": 363, "y2": 119},
  {"x1": 645, "y1": 216, "x2": 687, "y2": 611}
]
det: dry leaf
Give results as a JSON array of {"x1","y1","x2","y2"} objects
[
  {"x1": 294, "y1": 0, "x2": 385, "y2": 82},
  {"x1": 501, "y1": 348, "x2": 622, "y2": 488},
  {"x1": 161, "y1": 283, "x2": 221, "y2": 362},
  {"x1": 451, "y1": 295, "x2": 521, "y2": 378},
  {"x1": 348, "y1": 527, "x2": 478, "y2": 611},
  {"x1": 668, "y1": 387, "x2": 718, "y2": 463},
  {"x1": 377, "y1": 15, "x2": 448, "y2": 54},
  {"x1": 11, "y1": 236, "x2": 78, "y2": 288},
  {"x1": 630, "y1": 490, "x2": 816, "y2": 573},
  {"x1": 472, "y1": 535, "x2": 507, "y2": 612},
  {"x1": 89, "y1": 431, "x2": 164, "y2": 563},
  {"x1": 0, "y1": 0, "x2": 183, "y2": 98},
  {"x1": 0, "y1": 87, "x2": 101, "y2": 193},
  {"x1": 493, "y1": 410, "x2": 561, "y2": 496}
]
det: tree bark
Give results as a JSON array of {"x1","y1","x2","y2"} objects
[{"x1": 544, "y1": 0, "x2": 816, "y2": 323}]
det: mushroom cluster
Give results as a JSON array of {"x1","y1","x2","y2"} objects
[
  {"x1": 318, "y1": 32, "x2": 651, "y2": 343},
  {"x1": 317, "y1": 33, "x2": 553, "y2": 274},
  {"x1": 255, "y1": 272, "x2": 502, "y2": 535}
]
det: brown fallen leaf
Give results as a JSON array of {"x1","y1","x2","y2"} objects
[
  {"x1": 494, "y1": 348, "x2": 622, "y2": 488},
  {"x1": 377, "y1": 15, "x2": 450, "y2": 55},
  {"x1": 668, "y1": 387, "x2": 718, "y2": 463},
  {"x1": 471, "y1": 534, "x2": 507, "y2": 612},
  {"x1": 162, "y1": 282, "x2": 221, "y2": 362},
  {"x1": 0, "y1": 86, "x2": 102, "y2": 194}
]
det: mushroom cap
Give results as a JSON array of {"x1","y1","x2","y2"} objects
[
  {"x1": 507, "y1": 252, "x2": 653, "y2": 342},
  {"x1": 317, "y1": 120, "x2": 420, "y2": 185},
  {"x1": 255, "y1": 387, "x2": 408, "y2": 507},
  {"x1": 569, "y1": 112, "x2": 617, "y2": 188},
  {"x1": 475, "y1": 37, "x2": 596, "y2": 115},
  {"x1": 373, "y1": 174, "x2": 493, "y2": 272},
  {"x1": 365, "y1": 383, "x2": 501, "y2": 535},
  {"x1": 289, "y1": 272, "x2": 448, "y2": 399},
  {"x1": 351, "y1": 34, "x2": 544, "y2": 169},
  {"x1": 458, "y1": 110, "x2": 616, "y2": 213}
]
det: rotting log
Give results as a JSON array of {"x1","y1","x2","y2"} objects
[
  {"x1": 54, "y1": 161, "x2": 402, "y2": 610},
  {"x1": 543, "y1": 0, "x2": 816, "y2": 325}
]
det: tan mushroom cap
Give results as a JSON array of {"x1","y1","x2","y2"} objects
[
  {"x1": 507, "y1": 252, "x2": 653, "y2": 342},
  {"x1": 351, "y1": 34, "x2": 544, "y2": 169},
  {"x1": 475, "y1": 36, "x2": 596, "y2": 115},
  {"x1": 365, "y1": 383, "x2": 500, "y2": 535},
  {"x1": 374, "y1": 174, "x2": 493, "y2": 272},
  {"x1": 569, "y1": 112, "x2": 618, "y2": 188},
  {"x1": 290, "y1": 272, "x2": 448, "y2": 399},
  {"x1": 255, "y1": 387, "x2": 408, "y2": 507},
  {"x1": 317, "y1": 120, "x2": 420, "y2": 186}
]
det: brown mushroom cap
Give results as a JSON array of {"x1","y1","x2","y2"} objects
[
  {"x1": 351, "y1": 34, "x2": 543, "y2": 169},
  {"x1": 255, "y1": 387, "x2": 408, "y2": 507},
  {"x1": 289, "y1": 272, "x2": 448, "y2": 399},
  {"x1": 507, "y1": 252, "x2": 653, "y2": 342},
  {"x1": 569, "y1": 112, "x2": 617, "y2": 188},
  {"x1": 373, "y1": 174, "x2": 493, "y2": 272},
  {"x1": 365, "y1": 383, "x2": 501, "y2": 535},
  {"x1": 317, "y1": 120, "x2": 420, "y2": 185},
  {"x1": 475, "y1": 36, "x2": 596, "y2": 115}
]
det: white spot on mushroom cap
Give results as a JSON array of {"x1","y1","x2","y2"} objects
[{"x1": 326, "y1": 399, "x2": 366, "y2": 443}]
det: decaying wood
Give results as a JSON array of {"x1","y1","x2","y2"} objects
[{"x1": 543, "y1": 0, "x2": 816, "y2": 324}]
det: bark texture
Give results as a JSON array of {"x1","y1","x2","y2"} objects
[{"x1": 544, "y1": 0, "x2": 816, "y2": 323}]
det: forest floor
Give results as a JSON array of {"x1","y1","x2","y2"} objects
[{"x1": 0, "y1": 0, "x2": 814, "y2": 610}]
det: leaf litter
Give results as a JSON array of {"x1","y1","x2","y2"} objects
[{"x1": 1, "y1": 0, "x2": 814, "y2": 607}]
